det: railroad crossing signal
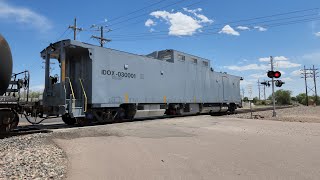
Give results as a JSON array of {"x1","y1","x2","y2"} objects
[
  {"x1": 261, "y1": 80, "x2": 284, "y2": 87},
  {"x1": 261, "y1": 81, "x2": 271, "y2": 87},
  {"x1": 275, "y1": 80, "x2": 285, "y2": 87},
  {"x1": 267, "y1": 71, "x2": 281, "y2": 78}
]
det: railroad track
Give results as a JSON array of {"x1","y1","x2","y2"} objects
[
  {"x1": 0, "y1": 127, "x2": 52, "y2": 139},
  {"x1": 235, "y1": 105, "x2": 294, "y2": 114},
  {"x1": 1, "y1": 105, "x2": 295, "y2": 138}
]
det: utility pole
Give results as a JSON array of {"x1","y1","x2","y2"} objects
[
  {"x1": 311, "y1": 65, "x2": 319, "y2": 105},
  {"x1": 257, "y1": 79, "x2": 261, "y2": 100},
  {"x1": 301, "y1": 66, "x2": 310, "y2": 106},
  {"x1": 270, "y1": 56, "x2": 276, "y2": 117},
  {"x1": 69, "y1": 18, "x2": 83, "y2": 40},
  {"x1": 91, "y1": 26, "x2": 111, "y2": 47}
]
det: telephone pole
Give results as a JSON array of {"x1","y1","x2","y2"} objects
[
  {"x1": 302, "y1": 66, "x2": 309, "y2": 106},
  {"x1": 270, "y1": 56, "x2": 276, "y2": 117},
  {"x1": 310, "y1": 65, "x2": 319, "y2": 105},
  {"x1": 257, "y1": 79, "x2": 261, "y2": 100},
  {"x1": 91, "y1": 26, "x2": 111, "y2": 47},
  {"x1": 300, "y1": 66, "x2": 317, "y2": 106},
  {"x1": 312, "y1": 65, "x2": 318, "y2": 104},
  {"x1": 69, "y1": 18, "x2": 83, "y2": 40}
]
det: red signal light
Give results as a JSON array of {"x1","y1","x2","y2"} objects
[
  {"x1": 274, "y1": 71, "x2": 281, "y2": 78},
  {"x1": 267, "y1": 71, "x2": 281, "y2": 78}
]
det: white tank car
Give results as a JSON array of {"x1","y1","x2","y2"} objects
[{"x1": 41, "y1": 40, "x2": 242, "y2": 125}]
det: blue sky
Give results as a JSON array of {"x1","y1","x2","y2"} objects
[{"x1": 1, "y1": 0, "x2": 319, "y2": 98}]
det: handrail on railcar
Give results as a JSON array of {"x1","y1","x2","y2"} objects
[{"x1": 79, "y1": 78, "x2": 88, "y2": 113}]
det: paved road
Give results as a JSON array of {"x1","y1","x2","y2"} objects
[{"x1": 53, "y1": 115, "x2": 320, "y2": 180}]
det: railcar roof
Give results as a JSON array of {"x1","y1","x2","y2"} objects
[{"x1": 40, "y1": 40, "x2": 209, "y2": 61}]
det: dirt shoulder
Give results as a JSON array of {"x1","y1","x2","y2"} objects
[{"x1": 231, "y1": 105, "x2": 320, "y2": 123}]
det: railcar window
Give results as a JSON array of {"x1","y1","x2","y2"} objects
[
  {"x1": 178, "y1": 54, "x2": 185, "y2": 61},
  {"x1": 160, "y1": 54, "x2": 172, "y2": 61},
  {"x1": 202, "y1": 61, "x2": 209, "y2": 66},
  {"x1": 191, "y1": 58, "x2": 198, "y2": 64}
]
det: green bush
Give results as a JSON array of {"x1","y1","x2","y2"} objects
[{"x1": 270, "y1": 90, "x2": 292, "y2": 105}]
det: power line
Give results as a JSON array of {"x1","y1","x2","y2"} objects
[
  {"x1": 108, "y1": 8, "x2": 319, "y2": 39},
  {"x1": 109, "y1": 7, "x2": 318, "y2": 37},
  {"x1": 56, "y1": 28, "x2": 70, "y2": 41},
  {"x1": 109, "y1": 12, "x2": 318, "y2": 39},
  {"x1": 98, "y1": 0, "x2": 171, "y2": 25},
  {"x1": 110, "y1": 16, "x2": 320, "y2": 41},
  {"x1": 107, "y1": 0, "x2": 189, "y2": 28},
  {"x1": 110, "y1": 0, "x2": 206, "y2": 32}
]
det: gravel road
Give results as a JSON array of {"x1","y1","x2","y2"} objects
[
  {"x1": 53, "y1": 114, "x2": 320, "y2": 180},
  {"x1": 1, "y1": 105, "x2": 319, "y2": 180},
  {"x1": 231, "y1": 105, "x2": 320, "y2": 123},
  {"x1": 0, "y1": 133, "x2": 67, "y2": 180}
]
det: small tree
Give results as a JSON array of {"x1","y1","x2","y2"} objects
[
  {"x1": 243, "y1": 97, "x2": 249, "y2": 102},
  {"x1": 296, "y1": 93, "x2": 307, "y2": 105},
  {"x1": 291, "y1": 96, "x2": 297, "y2": 102},
  {"x1": 273, "y1": 89, "x2": 292, "y2": 105}
]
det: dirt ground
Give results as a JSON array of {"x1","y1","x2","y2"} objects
[
  {"x1": 52, "y1": 115, "x2": 320, "y2": 180},
  {"x1": 231, "y1": 105, "x2": 320, "y2": 123}
]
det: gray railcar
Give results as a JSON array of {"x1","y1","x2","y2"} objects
[{"x1": 40, "y1": 40, "x2": 241, "y2": 125}]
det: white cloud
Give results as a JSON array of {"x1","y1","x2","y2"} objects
[
  {"x1": 290, "y1": 69, "x2": 302, "y2": 76},
  {"x1": 302, "y1": 51, "x2": 320, "y2": 63},
  {"x1": 274, "y1": 56, "x2": 288, "y2": 61},
  {"x1": 195, "y1": 13, "x2": 213, "y2": 23},
  {"x1": 315, "y1": 32, "x2": 320, "y2": 37},
  {"x1": 238, "y1": 59, "x2": 248, "y2": 64},
  {"x1": 0, "y1": 1, "x2": 52, "y2": 32},
  {"x1": 274, "y1": 61, "x2": 301, "y2": 69},
  {"x1": 183, "y1": 7, "x2": 202, "y2": 14},
  {"x1": 225, "y1": 58, "x2": 300, "y2": 71},
  {"x1": 254, "y1": 26, "x2": 267, "y2": 32},
  {"x1": 259, "y1": 57, "x2": 270, "y2": 62},
  {"x1": 250, "y1": 73, "x2": 266, "y2": 79},
  {"x1": 281, "y1": 77, "x2": 293, "y2": 82},
  {"x1": 183, "y1": 8, "x2": 213, "y2": 24},
  {"x1": 224, "y1": 64, "x2": 268, "y2": 71},
  {"x1": 149, "y1": 10, "x2": 212, "y2": 36},
  {"x1": 145, "y1": 19, "x2": 156, "y2": 27},
  {"x1": 219, "y1": 25, "x2": 240, "y2": 36},
  {"x1": 259, "y1": 56, "x2": 288, "y2": 62},
  {"x1": 279, "y1": 71, "x2": 286, "y2": 75},
  {"x1": 237, "y1": 26, "x2": 250, "y2": 30}
]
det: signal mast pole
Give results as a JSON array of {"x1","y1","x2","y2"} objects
[
  {"x1": 257, "y1": 79, "x2": 261, "y2": 100},
  {"x1": 263, "y1": 80, "x2": 266, "y2": 101},
  {"x1": 270, "y1": 56, "x2": 276, "y2": 117}
]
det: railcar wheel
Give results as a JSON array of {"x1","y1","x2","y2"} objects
[
  {"x1": 0, "y1": 109, "x2": 19, "y2": 134},
  {"x1": 62, "y1": 114, "x2": 76, "y2": 125},
  {"x1": 228, "y1": 104, "x2": 237, "y2": 114}
]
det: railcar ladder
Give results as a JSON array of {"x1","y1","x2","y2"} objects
[{"x1": 65, "y1": 77, "x2": 86, "y2": 118}]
